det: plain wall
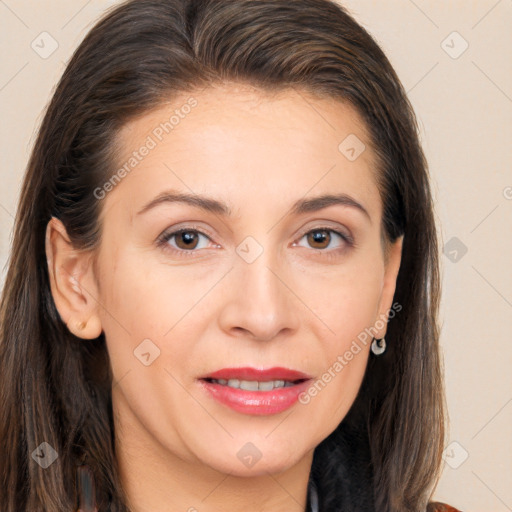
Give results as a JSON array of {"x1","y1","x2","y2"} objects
[{"x1": 0, "y1": 1, "x2": 511, "y2": 510}]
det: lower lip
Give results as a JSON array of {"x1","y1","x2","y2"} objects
[{"x1": 198, "y1": 379, "x2": 312, "y2": 416}]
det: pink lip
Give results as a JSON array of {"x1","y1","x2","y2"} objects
[
  {"x1": 200, "y1": 366, "x2": 312, "y2": 381},
  {"x1": 197, "y1": 366, "x2": 313, "y2": 416}
]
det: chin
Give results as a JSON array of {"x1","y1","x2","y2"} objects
[{"x1": 200, "y1": 449, "x2": 300, "y2": 478}]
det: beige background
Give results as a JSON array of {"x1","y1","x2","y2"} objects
[{"x1": 0, "y1": 1, "x2": 511, "y2": 510}]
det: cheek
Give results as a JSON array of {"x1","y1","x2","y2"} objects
[
  {"x1": 99, "y1": 247, "x2": 208, "y2": 334},
  {"x1": 96, "y1": 247, "x2": 221, "y2": 378},
  {"x1": 298, "y1": 258, "x2": 384, "y2": 346},
  {"x1": 292, "y1": 256, "x2": 383, "y2": 413},
  {"x1": 294, "y1": 269, "x2": 380, "y2": 435}
]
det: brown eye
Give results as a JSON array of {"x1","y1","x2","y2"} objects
[
  {"x1": 306, "y1": 230, "x2": 331, "y2": 249},
  {"x1": 297, "y1": 228, "x2": 351, "y2": 252},
  {"x1": 174, "y1": 231, "x2": 200, "y2": 250},
  {"x1": 159, "y1": 228, "x2": 213, "y2": 254}
]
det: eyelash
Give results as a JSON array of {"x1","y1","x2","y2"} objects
[{"x1": 157, "y1": 225, "x2": 354, "y2": 260}]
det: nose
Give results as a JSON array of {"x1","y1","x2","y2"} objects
[{"x1": 217, "y1": 246, "x2": 300, "y2": 342}]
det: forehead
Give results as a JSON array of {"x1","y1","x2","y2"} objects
[{"x1": 107, "y1": 83, "x2": 382, "y2": 222}]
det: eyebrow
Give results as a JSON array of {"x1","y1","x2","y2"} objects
[{"x1": 136, "y1": 190, "x2": 371, "y2": 222}]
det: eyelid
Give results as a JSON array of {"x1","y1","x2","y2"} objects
[
  {"x1": 158, "y1": 222, "x2": 216, "y2": 240},
  {"x1": 156, "y1": 224, "x2": 219, "y2": 254},
  {"x1": 293, "y1": 228, "x2": 354, "y2": 252},
  {"x1": 157, "y1": 221, "x2": 355, "y2": 257},
  {"x1": 295, "y1": 221, "x2": 354, "y2": 244}
]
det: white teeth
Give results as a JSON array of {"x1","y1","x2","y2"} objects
[
  {"x1": 258, "y1": 380, "x2": 276, "y2": 391},
  {"x1": 239, "y1": 380, "x2": 259, "y2": 391},
  {"x1": 210, "y1": 378, "x2": 297, "y2": 390}
]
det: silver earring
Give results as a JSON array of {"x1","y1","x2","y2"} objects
[{"x1": 371, "y1": 337, "x2": 386, "y2": 355}]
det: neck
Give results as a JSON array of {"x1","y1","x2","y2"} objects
[{"x1": 118, "y1": 445, "x2": 314, "y2": 512}]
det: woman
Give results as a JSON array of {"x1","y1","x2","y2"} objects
[{"x1": 0, "y1": 0, "x2": 461, "y2": 510}]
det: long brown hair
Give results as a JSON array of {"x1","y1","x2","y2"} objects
[{"x1": 0, "y1": 0, "x2": 446, "y2": 510}]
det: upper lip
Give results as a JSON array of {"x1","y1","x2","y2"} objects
[{"x1": 200, "y1": 366, "x2": 312, "y2": 382}]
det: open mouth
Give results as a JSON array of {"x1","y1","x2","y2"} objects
[
  {"x1": 198, "y1": 373, "x2": 313, "y2": 415},
  {"x1": 201, "y1": 377, "x2": 308, "y2": 391}
]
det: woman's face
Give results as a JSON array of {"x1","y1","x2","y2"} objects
[{"x1": 51, "y1": 84, "x2": 402, "y2": 479}]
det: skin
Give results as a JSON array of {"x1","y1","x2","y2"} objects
[{"x1": 46, "y1": 83, "x2": 403, "y2": 512}]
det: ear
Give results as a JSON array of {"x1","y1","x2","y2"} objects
[
  {"x1": 45, "y1": 217, "x2": 103, "y2": 339},
  {"x1": 373, "y1": 235, "x2": 403, "y2": 339}
]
